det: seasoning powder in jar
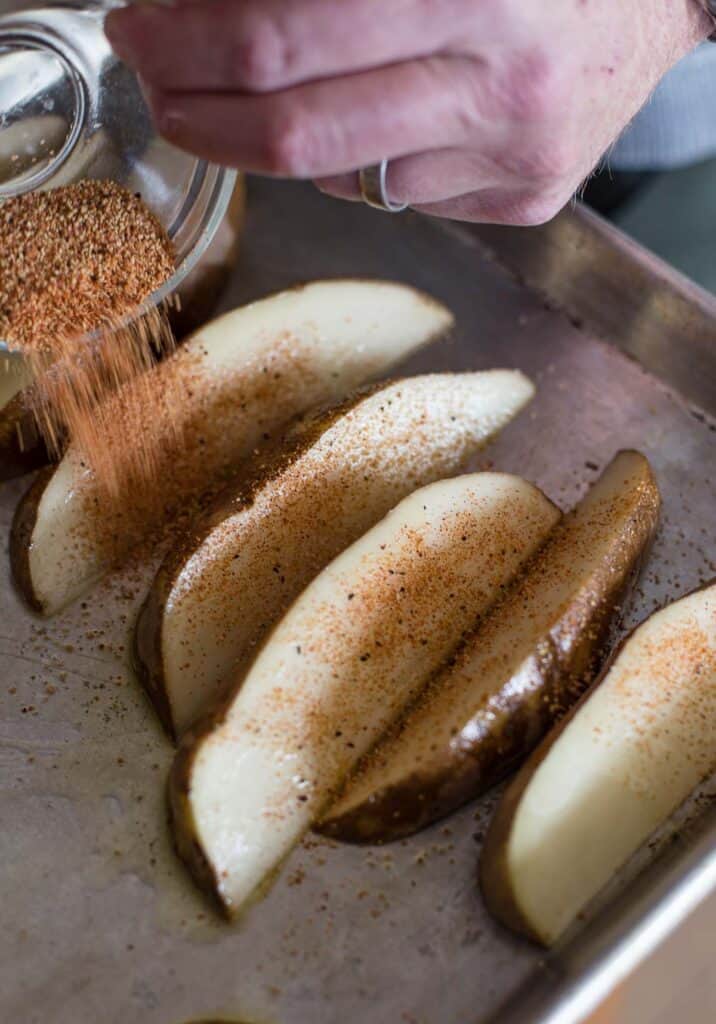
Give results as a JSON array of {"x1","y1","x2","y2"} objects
[{"x1": 0, "y1": 179, "x2": 184, "y2": 499}]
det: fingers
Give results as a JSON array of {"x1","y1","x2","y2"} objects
[
  {"x1": 105, "y1": 0, "x2": 475, "y2": 94},
  {"x1": 106, "y1": 0, "x2": 573, "y2": 225},
  {"x1": 317, "y1": 156, "x2": 568, "y2": 226},
  {"x1": 317, "y1": 148, "x2": 524, "y2": 206},
  {"x1": 145, "y1": 57, "x2": 499, "y2": 177}
]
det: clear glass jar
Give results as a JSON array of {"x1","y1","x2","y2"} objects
[
  {"x1": 0, "y1": 0, "x2": 245, "y2": 476},
  {"x1": 0, "y1": 0, "x2": 245, "y2": 349}
]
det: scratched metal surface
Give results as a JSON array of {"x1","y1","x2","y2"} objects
[{"x1": 0, "y1": 180, "x2": 714, "y2": 1024}]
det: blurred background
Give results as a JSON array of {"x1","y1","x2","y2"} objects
[{"x1": 601, "y1": 160, "x2": 716, "y2": 295}]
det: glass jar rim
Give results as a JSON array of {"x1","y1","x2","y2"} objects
[{"x1": 0, "y1": 166, "x2": 237, "y2": 355}]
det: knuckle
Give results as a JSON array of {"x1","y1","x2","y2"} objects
[
  {"x1": 231, "y1": 15, "x2": 289, "y2": 91},
  {"x1": 262, "y1": 108, "x2": 312, "y2": 176},
  {"x1": 509, "y1": 190, "x2": 564, "y2": 226},
  {"x1": 499, "y1": 49, "x2": 566, "y2": 122}
]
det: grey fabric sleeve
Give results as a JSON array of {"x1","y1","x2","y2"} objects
[{"x1": 610, "y1": 45, "x2": 716, "y2": 170}]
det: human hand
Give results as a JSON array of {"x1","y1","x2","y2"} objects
[{"x1": 105, "y1": 0, "x2": 710, "y2": 224}]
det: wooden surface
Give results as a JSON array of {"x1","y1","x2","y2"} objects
[{"x1": 587, "y1": 891, "x2": 716, "y2": 1022}]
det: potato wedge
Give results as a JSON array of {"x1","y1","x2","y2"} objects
[
  {"x1": 169, "y1": 473, "x2": 560, "y2": 916},
  {"x1": 480, "y1": 582, "x2": 716, "y2": 947},
  {"x1": 136, "y1": 370, "x2": 536, "y2": 739},
  {"x1": 10, "y1": 280, "x2": 452, "y2": 615},
  {"x1": 320, "y1": 451, "x2": 660, "y2": 843}
]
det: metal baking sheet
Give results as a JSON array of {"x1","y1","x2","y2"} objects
[{"x1": 1, "y1": 179, "x2": 714, "y2": 1024}]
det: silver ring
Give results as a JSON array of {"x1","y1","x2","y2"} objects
[{"x1": 359, "y1": 159, "x2": 408, "y2": 214}]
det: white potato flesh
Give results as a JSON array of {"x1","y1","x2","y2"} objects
[
  {"x1": 176, "y1": 473, "x2": 560, "y2": 915},
  {"x1": 24, "y1": 453, "x2": 97, "y2": 611},
  {"x1": 18, "y1": 280, "x2": 452, "y2": 614},
  {"x1": 154, "y1": 370, "x2": 535, "y2": 736},
  {"x1": 499, "y1": 584, "x2": 716, "y2": 946}
]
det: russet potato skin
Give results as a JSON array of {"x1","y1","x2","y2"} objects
[
  {"x1": 134, "y1": 384, "x2": 392, "y2": 741},
  {"x1": 319, "y1": 451, "x2": 661, "y2": 845},
  {"x1": 318, "y1": 646, "x2": 585, "y2": 846},
  {"x1": 134, "y1": 603, "x2": 176, "y2": 738},
  {"x1": 318, "y1": 569, "x2": 639, "y2": 845},
  {"x1": 479, "y1": 578, "x2": 716, "y2": 947},
  {"x1": 477, "y1": 704, "x2": 564, "y2": 945}
]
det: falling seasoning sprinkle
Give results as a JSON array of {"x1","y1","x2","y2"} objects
[{"x1": 0, "y1": 179, "x2": 179, "y2": 498}]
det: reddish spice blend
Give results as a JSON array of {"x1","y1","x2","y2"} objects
[{"x1": 0, "y1": 179, "x2": 180, "y2": 498}]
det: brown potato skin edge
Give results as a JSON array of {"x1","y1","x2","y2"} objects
[
  {"x1": 168, "y1": 730, "x2": 233, "y2": 919},
  {"x1": 9, "y1": 466, "x2": 55, "y2": 614},
  {"x1": 318, "y1": 553, "x2": 649, "y2": 846},
  {"x1": 134, "y1": 380, "x2": 402, "y2": 741},
  {"x1": 478, "y1": 576, "x2": 714, "y2": 947},
  {"x1": 167, "y1": 581, "x2": 316, "y2": 917},
  {"x1": 169, "y1": 724, "x2": 301, "y2": 920},
  {"x1": 478, "y1": 611, "x2": 646, "y2": 946},
  {"x1": 319, "y1": 453, "x2": 661, "y2": 845},
  {"x1": 477, "y1": 696, "x2": 574, "y2": 946}
]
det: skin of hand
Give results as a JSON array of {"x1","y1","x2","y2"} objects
[{"x1": 105, "y1": 0, "x2": 711, "y2": 225}]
